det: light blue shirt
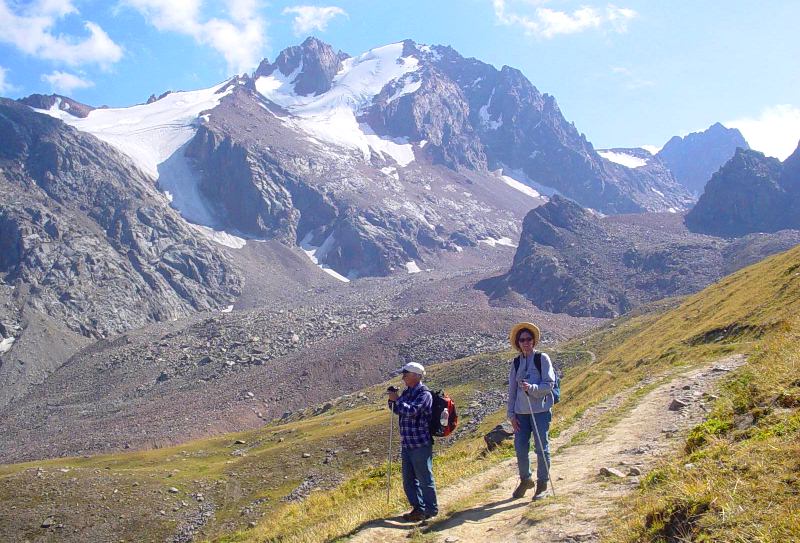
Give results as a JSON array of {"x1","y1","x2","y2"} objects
[{"x1": 507, "y1": 351, "x2": 556, "y2": 419}]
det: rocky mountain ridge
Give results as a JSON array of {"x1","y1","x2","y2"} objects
[
  {"x1": 0, "y1": 98, "x2": 242, "y2": 407},
  {"x1": 685, "y1": 143, "x2": 800, "y2": 237},
  {"x1": 22, "y1": 37, "x2": 693, "y2": 286},
  {"x1": 656, "y1": 122, "x2": 749, "y2": 196},
  {"x1": 480, "y1": 195, "x2": 800, "y2": 317}
]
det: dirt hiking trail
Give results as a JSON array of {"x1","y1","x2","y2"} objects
[{"x1": 347, "y1": 355, "x2": 744, "y2": 543}]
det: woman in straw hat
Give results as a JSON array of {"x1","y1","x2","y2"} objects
[{"x1": 507, "y1": 322, "x2": 556, "y2": 499}]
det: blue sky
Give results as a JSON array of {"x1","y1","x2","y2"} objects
[{"x1": 1, "y1": 0, "x2": 798, "y2": 158}]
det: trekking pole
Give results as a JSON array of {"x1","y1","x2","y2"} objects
[
  {"x1": 386, "y1": 389, "x2": 397, "y2": 506},
  {"x1": 524, "y1": 391, "x2": 556, "y2": 498}
]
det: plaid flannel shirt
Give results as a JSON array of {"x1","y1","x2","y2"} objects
[{"x1": 390, "y1": 383, "x2": 432, "y2": 449}]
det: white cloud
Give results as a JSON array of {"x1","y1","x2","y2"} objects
[
  {"x1": 0, "y1": 66, "x2": 17, "y2": 94},
  {"x1": 41, "y1": 70, "x2": 94, "y2": 93},
  {"x1": 726, "y1": 105, "x2": 800, "y2": 161},
  {"x1": 282, "y1": 5, "x2": 347, "y2": 36},
  {"x1": 123, "y1": 0, "x2": 267, "y2": 74},
  {"x1": 0, "y1": 0, "x2": 123, "y2": 68},
  {"x1": 493, "y1": 0, "x2": 636, "y2": 38},
  {"x1": 611, "y1": 66, "x2": 653, "y2": 90}
]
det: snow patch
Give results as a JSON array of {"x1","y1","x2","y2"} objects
[
  {"x1": 0, "y1": 337, "x2": 15, "y2": 354},
  {"x1": 498, "y1": 173, "x2": 541, "y2": 199},
  {"x1": 598, "y1": 150, "x2": 648, "y2": 169},
  {"x1": 221, "y1": 305, "x2": 234, "y2": 313},
  {"x1": 381, "y1": 166, "x2": 399, "y2": 181},
  {"x1": 255, "y1": 42, "x2": 419, "y2": 167},
  {"x1": 190, "y1": 224, "x2": 247, "y2": 249},
  {"x1": 478, "y1": 237, "x2": 517, "y2": 248},
  {"x1": 417, "y1": 44, "x2": 442, "y2": 62},
  {"x1": 651, "y1": 188, "x2": 665, "y2": 197},
  {"x1": 640, "y1": 144, "x2": 661, "y2": 155},
  {"x1": 405, "y1": 261, "x2": 421, "y2": 274},
  {"x1": 500, "y1": 166, "x2": 558, "y2": 198},
  {"x1": 299, "y1": 232, "x2": 351, "y2": 283},
  {"x1": 386, "y1": 77, "x2": 422, "y2": 104},
  {"x1": 479, "y1": 89, "x2": 502, "y2": 130}
]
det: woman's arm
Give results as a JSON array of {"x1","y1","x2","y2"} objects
[
  {"x1": 507, "y1": 361, "x2": 518, "y2": 420},
  {"x1": 530, "y1": 353, "x2": 556, "y2": 399}
]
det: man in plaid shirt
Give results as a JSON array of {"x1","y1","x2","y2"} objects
[{"x1": 388, "y1": 362, "x2": 438, "y2": 521}]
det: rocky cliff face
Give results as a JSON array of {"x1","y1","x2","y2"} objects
[
  {"x1": 0, "y1": 99, "x2": 242, "y2": 406},
  {"x1": 480, "y1": 195, "x2": 800, "y2": 317},
  {"x1": 685, "y1": 145, "x2": 800, "y2": 236},
  {"x1": 185, "y1": 85, "x2": 535, "y2": 279},
  {"x1": 657, "y1": 122, "x2": 749, "y2": 196},
  {"x1": 254, "y1": 36, "x2": 349, "y2": 96}
]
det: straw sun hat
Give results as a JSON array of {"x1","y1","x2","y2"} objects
[{"x1": 509, "y1": 322, "x2": 541, "y2": 352}]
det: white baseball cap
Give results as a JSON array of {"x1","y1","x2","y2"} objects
[{"x1": 400, "y1": 362, "x2": 426, "y2": 376}]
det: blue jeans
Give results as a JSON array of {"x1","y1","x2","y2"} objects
[
  {"x1": 514, "y1": 411, "x2": 552, "y2": 482},
  {"x1": 401, "y1": 443, "x2": 438, "y2": 515}
]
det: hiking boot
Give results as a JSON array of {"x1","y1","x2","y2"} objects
[
  {"x1": 424, "y1": 511, "x2": 438, "y2": 520},
  {"x1": 402, "y1": 509, "x2": 426, "y2": 522},
  {"x1": 512, "y1": 478, "x2": 535, "y2": 499},
  {"x1": 532, "y1": 479, "x2": 548, "y2": 499}
]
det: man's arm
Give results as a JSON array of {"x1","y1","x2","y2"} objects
[{"x1": 393, "y1": 389, "x2": 432, "y2": 416}]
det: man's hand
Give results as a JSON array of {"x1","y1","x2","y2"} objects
[
  {"x1": 387, "y1": 386, "x2": 400, "y2": 402},
  {"x1": 510, "y1": 416, "x2": 520, "y2": 433}
]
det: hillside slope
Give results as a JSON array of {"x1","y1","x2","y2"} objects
[{"x1": 1, "y1": 245, "x2": 798, "y2": 543}]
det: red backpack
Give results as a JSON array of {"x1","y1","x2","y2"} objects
[{"x1": 429, "y1": 390, "x2": 458, "y2": 437}]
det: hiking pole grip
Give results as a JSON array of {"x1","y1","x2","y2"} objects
[{"x1": 524, "y1": 391, "x2": 556, "y2": 498}]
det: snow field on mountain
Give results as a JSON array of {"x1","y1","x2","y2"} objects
[
  {"x1": 34, "y1": 83, "x2": 248, "y2": 248},
  {"x1": 255, "y1": 42, "x2": 419, "y2": 167},
  {"x1": 598, "y1": 150, "x2": 649, "y2": 168},
  {"x1": 37, "y1": 83, "x2": 231, "y2": 178}
]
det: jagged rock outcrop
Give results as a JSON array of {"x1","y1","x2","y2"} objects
[
  {"x1": 254, "y1": 36, "x2": 349, "y2": 96},
  {"x1": 16, "y1": 93, "x2": 95, "y2": 118},
  {"x1": 480, "y1": 195, "x2": 800, "y2": 317},
  {"x1": 685, "y1": 145, "x2": 800, "y2": 236},
  {"x1": 657, "y1": 122, "x2": 749, "y2": 196},
  {"x1": 0, "y1": 98, "x2": 242, "y2": 406}
]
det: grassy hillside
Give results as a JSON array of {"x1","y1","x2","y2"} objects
[
  {"x1": 1, "y1": 245, "x2": 798, "y2": 543},
  {"x1": 602, "y1": 247, "x2": 800, "y2": 542}
]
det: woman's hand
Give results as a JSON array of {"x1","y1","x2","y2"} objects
[
  {"x1": 510, "y1": 416, "x2": 520, "y2": 433},
  {"x1": 518, "y1": 380, "x2": 532, "y2": 392}
]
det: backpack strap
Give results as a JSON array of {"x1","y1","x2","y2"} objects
[
  {"x1": 513, "y1": 355, "x2": 521, "y2": 372},
  {"x1": 534, "y1": 352, "x2": 542, "y2": 374}
]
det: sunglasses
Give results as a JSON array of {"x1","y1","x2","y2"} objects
[{"x1": 518, "y1": 337, "x2": 534, "y2": 343}]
